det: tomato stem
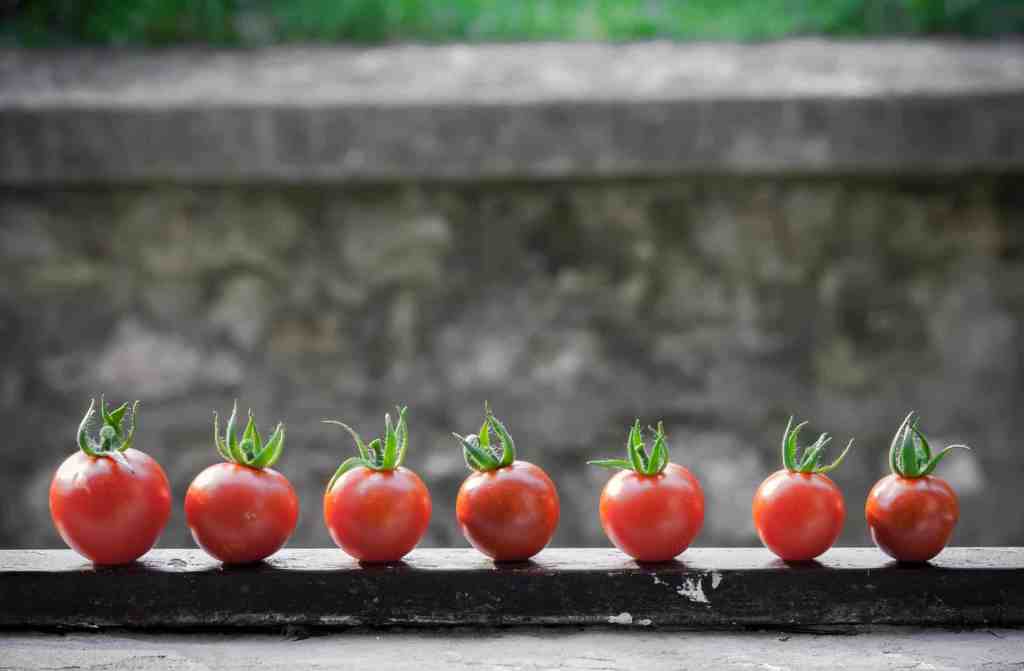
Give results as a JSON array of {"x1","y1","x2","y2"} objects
[
  {"x1": 454, "y1": 403, "x2": 517, "y2": 472},
  {"x1": 76, "y1": 397, "x2": 139, "y2": 458},
  {"x1": 780, "y1": 416, "x2": 853, "y2": 474},
  {"x1": 588, "y1": 419, "x2": 671, "y2": 476},
  {"x1": 324, "y1": 406, "x2": 410, "y2": 490},
  {"x1": 213, "y1": 400, "x2": 285, "y2": 470},
  {"x1": 888, "y1": 412, "x2": 971, "y2": 478}
]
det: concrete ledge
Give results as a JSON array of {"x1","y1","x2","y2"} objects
[
  {"x1": 2, "y1": 41, "x2": 1024, "y2": 183},
  {"x1": 2, "y1": 548, "x2": 1022, "y2": 628}
]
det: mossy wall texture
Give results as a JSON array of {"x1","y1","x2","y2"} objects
[{"x1": 2, "y1": 178, "x2": 1023, "y2": 550}]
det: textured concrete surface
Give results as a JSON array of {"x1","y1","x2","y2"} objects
[
  {"x1": 3, "y1": 41, "x2": 1024, "y2": 182},
  {"x1": 2, "y1": 178, "x2": 1023, "y2": 552},
  {"x1": 6, "y1": 548, "x2": 1022, "y2": 628},
  {"x1": 1, "y1": 628, "x2": 1022, "y2": 670}
]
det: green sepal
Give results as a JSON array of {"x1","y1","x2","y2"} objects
[
  {"x1": 224, "y1": 401, "x2": 239, "y2": 456},
  {"x1": 484, "y1": 403, "x2": 516, "y2": 468},
  {"x1": 649, "y1": 422, "x2": 669, "y2": 474},
  {"x1": 587, "y1": 458, "x2": 635, "y2": 470},
  {"x1": 816, "y1": 438, "x2": 853, "y2": 474},
  {"x1": 778, "y1": 417, "x2": 851, "y2": 475},
  {"x1": 322, "y1": 420, "x2": 369, "y2": 462},
  {"x1": 394, "y1": 406, "x2": 409, "y2": 467},
  {"x1": 781, "y1": 417, "x2": 806, "y2": 471},
  {"x1": 590, "y1": 419, "x2": 672, "y2": 476},
  {"x1": 77, "y1": 399, "x2": 99, "y2": 457},
  {"x1": 252, "y1": 423, "x2": 285, "y2": 468},
  {"x1": 888, "y1": 412, "x2": 970, "y2": 478},
  {"x1": 214, "y1": 401, "x2": 286, "y2": 470},
  {"x1": 76, "y1": 397, "x2": 140, "y2": 459},
  {"x1": 382, "y1": 412, "x2": 398, "y2": 469},
  {"x1": 780, "y1": 416, "x2": 853, "y2": 474},
  {"x1": 324, "y1": 405, "x2": 411, "y2": 476},
  {"x1": 455, "y1": 404, "x2": 518, "y2": 472},
  {"x1": 456, "y1": 433, "x2": 500, "y2": 471},
  {"x1": 899, "y1": 421, "x2": 920, "y2": 477},
  {"x1": 213, "y1": 411, "x2": 232, "y2": 462},
  {"x1": 327, "y1": 456, "x2": 372, "y2": 492},
  {"x1": 920, "y1": 443, "x2": 971, "y2": 476}
]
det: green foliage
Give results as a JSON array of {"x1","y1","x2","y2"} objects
[{"x1": 4, "y1": 0, "x2": 1023, "y2": 46}]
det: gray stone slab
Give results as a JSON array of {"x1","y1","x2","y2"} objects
[
  {"x1": 1, "y1": 628, "x2": 1022, "y2": 671},
  {"x1": 2, "y1": 41, "x2": 1023, "y2": 183}
]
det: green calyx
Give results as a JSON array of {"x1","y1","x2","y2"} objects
[
  {"x1": 77, "y1": 396, "x2": 139, "y2": 466},
  {"x1": 452, "y1": 402, "x2": 516, "y2": 472},
  {"x1": 589, "y1": 419, "x2": 670, "y2": 476},
  {"x1": 888, "y1": 411, "x2": 970, "y2": 478},
  {"x1": 324, "y1": 405, "x2": 409, "y2": 490},
  {"x1": 213, "y1": 401, "x2": 285, "y2": 470},
  {"x1": 781, "y1": 416, "x2": 852, "y2": 474}
]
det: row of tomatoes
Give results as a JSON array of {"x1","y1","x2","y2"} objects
[{"x1": 49, "y1": 399, "x2": 968, "y2": 566}]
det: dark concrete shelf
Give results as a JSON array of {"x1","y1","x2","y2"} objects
[{"x1": 1, "y1": 548, "x2": 1021, "y2": 628}]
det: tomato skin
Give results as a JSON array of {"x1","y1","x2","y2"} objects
[
  {"x1": 598, "y1": 463, "x2": 704, "y2": 562},
  {"x1": 49, "y1": 448, "x2": 172, "y2": 565},
  {"x1": 456, "y1": 460, "x2": 559, "y2": 561},
  {"x1": 324, "y1": 466, "x2": 432, "y2": 563},
  {"x1": 865, "y1": 474, "x2": 958, "y2": 562},
  {"x1": 752, "y1": 469, "x2": 845, "y2": 561},
  {"x1": 185, "y1": 463, "x2": 299, "y2": 564}
]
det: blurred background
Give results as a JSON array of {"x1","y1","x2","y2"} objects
[{"x1": 1, "y1": 0, "x2": 1023, "y2": 552}]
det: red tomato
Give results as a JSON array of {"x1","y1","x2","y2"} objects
[
  {"x1": 590, "y1": 420, "x2": 702, "y2": 561},
  {"x1": 322, "y1": 406, "x2": 431, "y2": 563},
  {"x1": 185, "y1": 463, "x2": 299, "y2": 564},
  {"x1": 865, "y1": 474, "x2": 958, "y2": 562},
  {"x1": 599, "y1": 463, "x2": 704, "y2": 562},
  {"x1": 324, "y1": 466, "x2": 432, "y2": 562},
  {"x1": 50, "y1": 448, "x2": 172, "y2": 565},
  {"x1": 186, "y1": 403, "x2": 297, "y2": 564},
  {"x1": 864, "y1": 412, "x2": 969, "y2": 563},
  {"x1": 456, "y1": 460, "x2": 560, "y2": 561},
  {"x1": 752, "y1": 470, "x2": 845, "y2": 561}
]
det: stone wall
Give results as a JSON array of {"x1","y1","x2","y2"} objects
[{"x1": 2, "y1": 177, "x2": 1023, "y2": 550}]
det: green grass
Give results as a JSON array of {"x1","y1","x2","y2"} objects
[{"x1": 5, "y1": 0, "x2": 1024, "y2": 46}]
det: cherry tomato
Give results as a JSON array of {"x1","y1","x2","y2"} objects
[
  {"x1": 50, "y1": 448, "x2": 172, "y2": 565},
  {"x1": 322, "y1": 406, "x2": 432, "y2": 563},
  {"x1": 49, "y1": 399, "x2": 171, "y2": 565},
  {"x1": 599, "y1": 463, "x2": 704, "y2": 562},
  {"x1": 185, "y1": 463, "x2": 299, "y2": 564},
  {"x1": 453, "y1": 406, "x2": 559, "y2": 561},
  {"x1": 751, "y1": 417, "x2": 852, "y2": 561},
  {"x1": 325, "y1": 467, "x2": 431, "y2": 562},
  {"x1": 753, "y1": 470, "x2": 845, "y2": 561},
  {"x1": 590, "y1": 420, "x2": 703, "y2": 561},
  {"x1": 185, "y1": 403, "x2": 297, "y2": 564},
  {"x1": 865, "y1": 412, "x2": 970, "y2": 563},
  {"x1": 456, "y1": 460, "x2": 560, "y2": 561},
  {"x1": 866, "y1": 474, "x2": 958, "y2": 562}
]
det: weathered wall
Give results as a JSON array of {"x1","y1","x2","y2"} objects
[{"x1": 2, "y1": 177, "x2": 1022, "y2": 551}]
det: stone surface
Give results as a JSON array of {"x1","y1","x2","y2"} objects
[
  {"x1": 3, "y1": 548, "x2": 1023, "y2": 628},
  {"x1": 2, "y1": 42, "x2": 1024, "y2": 182},
  {"x1": 1, "y1": 179, "x2": 1023, "y2": 552},
  {"x1": 1, "y1": 628, "x2": 1023, "y2": 670}
]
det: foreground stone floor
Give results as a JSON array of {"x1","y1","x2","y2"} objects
[{"x1": 1, "y1": 628, "x2": 1021, "y2": 670}]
